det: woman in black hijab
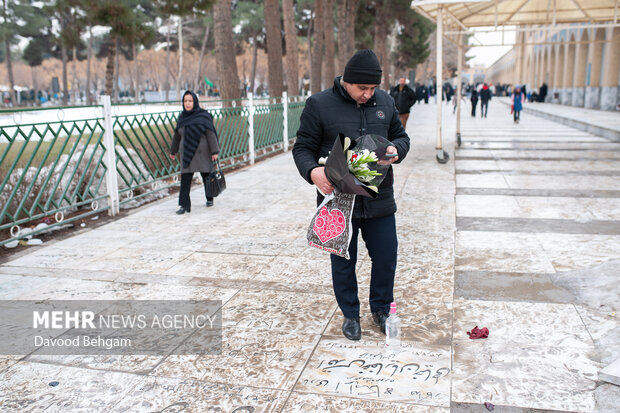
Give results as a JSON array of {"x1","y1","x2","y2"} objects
[{"x1": 169, "y1": 91, "x2": 220, "y2": 214}]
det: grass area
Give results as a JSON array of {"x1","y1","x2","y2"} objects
[
  {"x1": 0, "y1": 121, "x2": 177, "y2": 181},
  {"x1": 0, "y1": 135, "x2": 83, "y2": 180}
]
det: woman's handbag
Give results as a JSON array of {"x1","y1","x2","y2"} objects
[{"x1": 204, "y1": 160, "x2": 226, "y2": 197}]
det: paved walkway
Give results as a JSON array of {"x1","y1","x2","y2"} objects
[
  {"x1": 497, "y1": 97, "x2": 620, "y2": 141},
  {"x1": 1, "y1": 100, "x2": 619, "y2": 412}
]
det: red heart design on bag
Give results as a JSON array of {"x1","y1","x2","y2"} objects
[{"x1": 313, "y1": 206, "x2": 346, "y2": 243}]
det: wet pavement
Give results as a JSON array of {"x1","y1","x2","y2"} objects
[{"x1": 0, "y1": 100, "x2": 619, "y2": 412}]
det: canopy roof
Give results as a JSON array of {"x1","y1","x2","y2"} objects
[{"x1": 411, "y1": 0, "x2": 617, "y2": 27}]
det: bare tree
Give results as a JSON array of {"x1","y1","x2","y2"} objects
[
  {"x1": 310, "y1": 0, "x2": 324, "y2": 94},
  {"x1": 282, "y1": 0, "x2": 299, "y2": 95},
  {"x1": 323, "y1": 0, "x2": 335, "y2": 84},
  {"x1": 264, "y1": 0, "x2": 284, "y2": 98},
  {"x1": 213, "y1": 0, "x2": 240, "y2": 103}
]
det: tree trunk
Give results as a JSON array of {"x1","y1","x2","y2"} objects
[
  {"x1": 104, "y1": 35, "x2": 116, "y2": 97},
  {"x1": 264, "y1": 0, "x2": 284, "y2": 98},
  {"x1": 214, "y1": 0, "x2": 241, "y2": 105},
  {"x1": 133, "y1": 42, "x2": 140, "y2": 102},
  {"x1": 307, "y1": 14, "x2": 313, "y2": 76},
  {"x1": 282, "y1": 0, "x2": 299, "y2": 95},
  {"x1": 336, "y1": 0, "x2": 348, "y2": 74},
  {"x1": 4, "y1": 38, "x2": 16, "y2": 106},
  {"x1": 373, "y1": 0, "x2": 388, "y2": 89},
  {"x1": 165, "y1": 19, "x2": 171, "y2": 100},
  {"x1": 2, "y1": 0, "x2": 16, "y2": 106},
  {"x1": 323, "y1": 0, "x2": 335, "y2": 85},
  {"x1": 346, "y1": 0, "x2": 357, "y2": 55},
  {"x1": 86, "y1": 26, "x2": 93, "y2": 105},
  {"x1": 113, "y1": 37, "x2": 120, "y2": 102},
  {"x1": 250, "y1": 34, "x2": 258, "y2": 93},
  {"x1": 176, "y1": 17, "x2": 183, "y2": 99},
  {"x1": 194, "y1": 22, "x2": 211, "y2": 92},
  {"x1": 72, "y1": 46, "x2": 78, "y2": 104},
  {"x1": 31, "y1": 66, "x2": 39, "y2": 106},
  {"x1": 61, "y1": 43, "x2": 68, "y2": 105},
  {"x1": 310, "y1": 0, "x2": 324, "y2": 94}
]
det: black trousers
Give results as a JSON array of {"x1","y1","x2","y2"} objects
[
  {"x1": 330, "y1": 214, "x2": 398, "y2": 319},
  {"x1": 514, "y1": 110, "x2": 521, "y2": 122},
  {"x1": 471, "y1": 101, "x2": 478, "y2": 116},
  {"x1": 179, "y1": 172, "x2": 213, "y2": 209},
  {"x1": 480, "y1": 101, "x2": 488, "y2": 117}
]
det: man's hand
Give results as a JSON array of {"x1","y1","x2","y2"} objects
[
  {"x1": 310, "y1": 166, "x2": 334, "y2": 195},
  {"x1": 169, "y1": 153, "x2": 176, "y2": 160},
  {"x1": 378, "y1": 146, "x2": 399, "y2": 165},
  {"x1": 212, "y1": 153, "x2": 219, "y2": 161}
]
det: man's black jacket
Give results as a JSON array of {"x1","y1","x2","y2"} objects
[
  {"x1": 389, "y1": 84, "x2": 416, "y2": 114},
  {"x1": 480, "y1": 88, "x2": 491, "y2": 102},
  {"x1": 292, "y1": 76, "x2": 410, "y2": 219}
]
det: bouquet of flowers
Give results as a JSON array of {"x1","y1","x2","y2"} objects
[
  {"x1": 307, "y1": 133, "x2": 393, "y2": 259},
  {"x1": 348, "y1": 149, "x2": 382, "y2": 181}
]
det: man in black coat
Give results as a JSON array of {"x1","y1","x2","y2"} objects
[
  {"x1": 470, "y1": 88, "x2": 479, "y2": 117},
  {"x1": 389, "y1": 76, "x2": 416, "y2": 128},
  {"x1": 479, "y1": 83, "x2": 491, "y2": 118},
  {"x1": 292, "y1": 49, "x2": 410, "y2": 341},
  {"x1": 539, "y1": 83, "x2": 548, "y2": 102}
]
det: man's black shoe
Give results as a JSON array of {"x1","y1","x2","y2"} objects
[
  {"x1": 371, "y1": 311, "x2": 389, "y2": 335},
  {"x1": 342, "y1": 317, "x2": 361, "y2": 340},
  {"x1": 206, "y1": 200, "x2": 214, "y2": 207},
  {"x1": 176, "y1": 207, "x2": 190, "y2": 214}
]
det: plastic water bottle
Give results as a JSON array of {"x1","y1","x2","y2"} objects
[{"x1": 385, "y1": 302, "x2": 401, "y2": 353}]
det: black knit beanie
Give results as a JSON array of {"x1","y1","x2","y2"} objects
[{"x1": 343, "y1": 49, "x2": 382, "y2": 85}]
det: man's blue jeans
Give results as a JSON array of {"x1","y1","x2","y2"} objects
[{"x1": 330, "y1": 214, "x2": 398, "y2": 319}]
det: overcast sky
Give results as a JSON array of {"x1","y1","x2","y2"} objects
[{"x1": 465, "y1": 27, "x2": 516, "y2": 68}]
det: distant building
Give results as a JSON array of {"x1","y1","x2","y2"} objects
[
  {"x1": 465, "y1": 65, "x2": 488, "y2": 85},
  {"x1": 487, "y1": 24, "x2": 619, "y2": 110}
]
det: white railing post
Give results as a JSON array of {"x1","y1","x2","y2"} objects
[
  {"x1": 248, "y1": 92, "x2": 255, "y2": 165},
  {"x1": 102, "y1": 95, "x2": 120, "y2": 215},
  {"x1": 282, "y1": 91, "x2": 289, "y2": 152}
]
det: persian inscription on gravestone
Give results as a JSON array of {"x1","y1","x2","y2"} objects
[{"x1": 299, "y1": 341, "x2": 451, "y2": 406}]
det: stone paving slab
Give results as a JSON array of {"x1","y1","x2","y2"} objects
[
  {"x1": 111, "y1": 377, "x2": 290, "y2": 412},
  {"x1": 498, "y1": 97, "x2": 620, "y2": 142},
  {"x1": 1, "y1": 101, "x2": 619, "y2": 412}
]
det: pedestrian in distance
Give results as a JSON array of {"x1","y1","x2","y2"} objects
[
  {"x1": 415, "y1": 83, "x2": 427, "y2": 104},
  {"x1": 480, "y1": 83, "x2": 491, "y2": 118},
  {"x1": 470, "y1": 88, "x2": 479, "y2": 117},
  {"x1": 169, "y1": 91, "x2": 220, "y2": 214},
  {"x1": 292, "y1": 49, "x2": 410, "y2": 341},
  {"x1": 389, "y1": 76, "x2": 416, "y2": 128},
  {"x1": 512, "y1": 86, "x2": 525, "y2": 124},
  {"x1": 539, "y1": 82, "x2": 548, "y2": 102}
]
